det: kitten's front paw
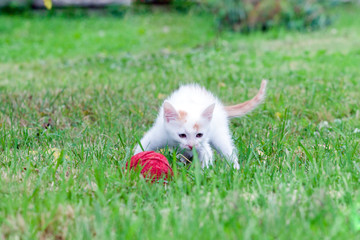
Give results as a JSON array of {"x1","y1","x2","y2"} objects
[
  {"x1": 201, "y1": 159, "x2": 210, "y2": 168},
  {"x1": 200, "y1": 153, "x2": 214, "y2": 169},
  {"x1": 233, "y1": 161, "x2": 240, "y2": 170}
]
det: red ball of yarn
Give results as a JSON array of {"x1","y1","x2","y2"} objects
[{"x1": 127, "y1": 151, "x2": 173, "y2": 182}]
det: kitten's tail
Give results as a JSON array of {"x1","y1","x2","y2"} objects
[{"x1": 224, "y1": 80, "x2": 268, "y2": 118}]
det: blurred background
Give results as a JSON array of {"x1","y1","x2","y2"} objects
[
  {"x1": 1, "y1": 1, "x2": 359, "y2": 63},
  {"x1": 1, "y1": 1, "x2": 358, "y2": 32},
  {"x1": 1, "y1": 0, "x2": 359, "y2": 92}
]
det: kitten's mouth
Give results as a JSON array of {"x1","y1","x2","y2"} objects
[
  {"x1": 179, "y1": 145, "x2": 193, "y2": 151},
  {"x1": 179, "y1": 146, "x2": 195, "y2": 154}
]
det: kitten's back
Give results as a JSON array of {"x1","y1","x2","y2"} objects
[{"x1": 166, "y1": 84, "x2": 221, "y2": 111}]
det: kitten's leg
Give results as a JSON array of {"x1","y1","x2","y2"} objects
[
  {"x1": 210, "y1": 127, "x2": 240, "y2": 169},
  {"x1": 134, "y1": 127, "x2": 168, "y2": 154},
  {"x1": 197, "y1": 143, "x2": 214, "y2": 168}
]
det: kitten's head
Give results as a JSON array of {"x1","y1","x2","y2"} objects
[{"x1": 163, "y1": 101, "x2": 215, "y2": 151}]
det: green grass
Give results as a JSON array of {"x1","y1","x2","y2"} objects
[{"x1": 1, "y1": 6, "x2": 360, "y2": 239}]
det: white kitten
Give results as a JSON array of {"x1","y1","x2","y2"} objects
[{"x1": 134, "y1": 80, "x2": 267, "y2": 169}]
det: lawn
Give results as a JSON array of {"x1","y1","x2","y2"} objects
[{"x1": 1, "y1": 5, "x2": 360, "y2": 239}]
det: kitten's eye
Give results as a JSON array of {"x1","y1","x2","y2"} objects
[
  {"x1": 179, "y1": 133, "x2": 187, "y2": 138},
  {"x1": 196, "y1": 133, "x2": 203, "y2": 138}
]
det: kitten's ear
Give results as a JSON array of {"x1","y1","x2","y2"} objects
[
  {"x1": 163, "y1": 102, "x2": 179, "y2": 123},
  {"x1": 202, "y1": 103, "x2": 215, "y2": 121}
]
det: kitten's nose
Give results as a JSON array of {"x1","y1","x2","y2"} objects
[{"x1": 187, "y1": 145, "x2": 193, "y2": 150}]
